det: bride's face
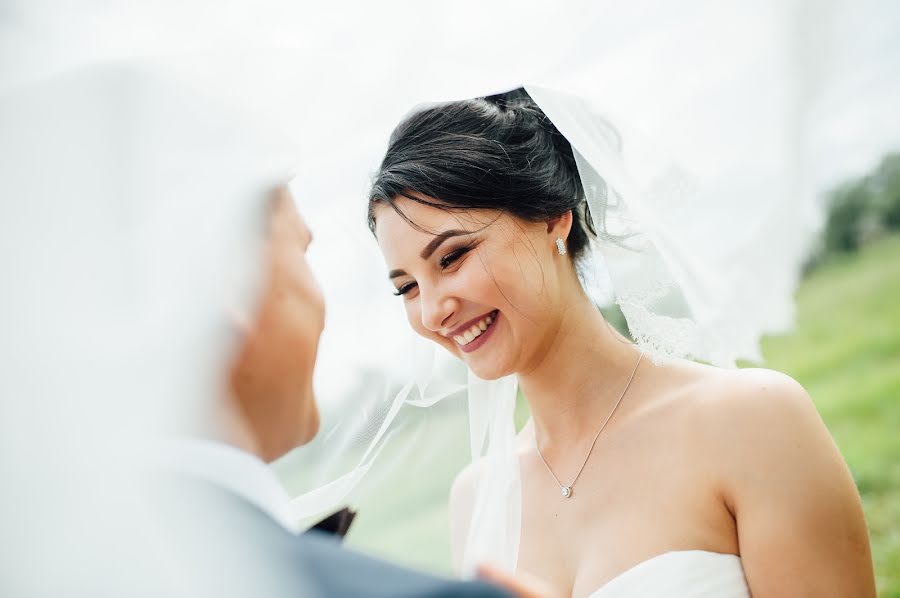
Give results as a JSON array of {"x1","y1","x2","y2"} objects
[{"x1": 375, "y1": 196, "x2": 568, "y2": 380}]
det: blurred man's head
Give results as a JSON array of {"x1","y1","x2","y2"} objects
[{"x1": 228, "y1": 187, "x2": 325, "y2": 462}]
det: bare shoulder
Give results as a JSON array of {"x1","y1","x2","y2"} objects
[
  {"x1": 450, "y1": 458, "x2": 483, "y2": 516},
  {"x1": 448, "y1": 420, "x2": 534, "y2": 574},
  {"x1": 642, "y1": 363, "x2": 822, "y2": 454},
  {"x1": 690, "y1": 366, "x2": 821, "y2": 434},
  {"x1": 448, "y1": 458, "x2": 485, "y2": 574},
  {"x1": 685, "y1": 366, "x2": 834, "y2": 497}
]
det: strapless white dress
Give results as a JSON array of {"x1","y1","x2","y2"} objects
[{"x1": 587, "y1": 551, "x2": 750, "y2": 598}]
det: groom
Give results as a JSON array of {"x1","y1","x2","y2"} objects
[
  {"x1": 169, "y1": 187, "x2": 550, "y2": 598},
  {"x1": 0, "y1": 52, "x2": 545, "y2": 595}
]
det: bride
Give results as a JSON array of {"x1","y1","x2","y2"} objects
[{"x1": 365, "y1": 88, "x2": 876, "y2": 597}]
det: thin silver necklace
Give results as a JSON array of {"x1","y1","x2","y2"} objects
[{"x1": 536, "y1": 350, "x2": 644, "y2": 499}]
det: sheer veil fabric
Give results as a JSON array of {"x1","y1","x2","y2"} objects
[
  {"x1": 0, "y1": 16, "x2": 303, "y2": 594},
  {"x1": 4, "y1": 1, "x2": 893, "y2": 593}
]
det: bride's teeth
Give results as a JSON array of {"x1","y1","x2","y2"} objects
[{"x1": 453, "y1": 313, "x2": 498, "y2": 346}]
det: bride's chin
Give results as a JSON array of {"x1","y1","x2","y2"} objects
[{"x1": 464, "y1": 357, "x2": 511, "y2": 382}]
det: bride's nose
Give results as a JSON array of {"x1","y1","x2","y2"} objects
[{"x1": 419, "y1": 285, "x2": 458, "y2": 333}]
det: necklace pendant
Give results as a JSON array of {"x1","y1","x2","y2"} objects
[{"x1": 561, "y1": 486, "x2": 572, "y2": 498}]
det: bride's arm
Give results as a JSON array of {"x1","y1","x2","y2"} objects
[{"x1": 705, "y1": 368, "x2": 876, "y2": 597}]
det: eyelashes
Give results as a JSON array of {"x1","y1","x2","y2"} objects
[
  {"x1": 393, "y1": 282, "x2": 417, "y2": 296},
  {"x1": 392, "y1": 242, "x2": 477, "y2": 297},
  {"x1": 438, "y1": 243, "x2": 474, "y2": 269}
]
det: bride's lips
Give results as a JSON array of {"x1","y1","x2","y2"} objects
[{"x1": 449, "y1": 310, "x2": 500, "y2": 354}]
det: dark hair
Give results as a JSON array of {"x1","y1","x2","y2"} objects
[{"x1": 368, "y1": 88, "x2": 596, "y2": 261}]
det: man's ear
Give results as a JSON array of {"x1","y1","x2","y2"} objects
[{"x1": 547, "y1": 209, "x2": 574, "y2": 241}]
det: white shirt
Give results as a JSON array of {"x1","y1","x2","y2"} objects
[{"x1": 164, "y1": 439, "x2": 299, "y2": 533}]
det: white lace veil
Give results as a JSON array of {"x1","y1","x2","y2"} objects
[{"x1": 286, "y1": 84, "x2": 818, "y2": 576}]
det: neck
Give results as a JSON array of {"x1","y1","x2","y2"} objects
[{"x1": 517, "y1": 287, "x2": 643, "y2": 454}]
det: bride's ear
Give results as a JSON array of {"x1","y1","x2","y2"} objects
[{"x1": 546, "y1": 209, "x2": 574, "y2": 242}]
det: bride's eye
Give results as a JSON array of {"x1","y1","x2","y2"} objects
[
  {"x1": 439, "y1": 245, "x2": 473, "y2": 270},
  {"x1": 393, "y1": 282, "x2": 418, "y2": 297}
]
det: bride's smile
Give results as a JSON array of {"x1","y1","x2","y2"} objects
[{"x1": 446, "y1": 309, "x2": 499, "y2": 352}]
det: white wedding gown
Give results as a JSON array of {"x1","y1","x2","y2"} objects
[{"x1": 587, "y1": 550, "x2": 750, "y2": 598}]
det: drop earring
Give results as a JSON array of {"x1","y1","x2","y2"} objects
[{"x1": 556, "y1": 238, "x2": 567, "y2": 256}]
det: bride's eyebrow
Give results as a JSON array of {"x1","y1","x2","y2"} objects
[
  {"x1": 388, "y1": 229, "x2": 472, "y2": 280},
  {"x1": 420, "y1": 229, "x2": 468, "y2": 259}
]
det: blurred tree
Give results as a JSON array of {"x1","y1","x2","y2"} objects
[
  {"x1": 823, "y1": 180, "x2": 873, "y2": 253},
  {"x1": 870, "y1": 153, "x2": 900, "y2": 230},
  {"x1": 814, "y1": 152, "x2": 900, "y2": 270}
]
